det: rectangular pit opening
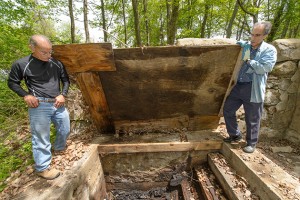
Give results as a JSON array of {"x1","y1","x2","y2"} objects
[{"x1": 96, "y1": 131, "x2": 257, "y2": 200}]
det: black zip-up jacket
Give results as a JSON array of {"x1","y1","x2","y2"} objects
[{"x1": 8, "y1": 55, "x2": 70, "y2": 98}]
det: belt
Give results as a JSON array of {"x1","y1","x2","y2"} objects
[
  {"x1": 38, "y1": 98, "x2": 56, "y2": 103},
  {"x1": 237, "y1": 81, "x2": 252, "y2": 85}
]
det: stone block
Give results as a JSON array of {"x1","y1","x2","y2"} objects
[{"x1": 272, "y1": 39, "x2": 300, "y2": 62}]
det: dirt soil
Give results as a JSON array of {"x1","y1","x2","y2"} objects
[
  {"x1": 0, "y1": 126, "x2": 96, "y2": 200},
  {"x1": 257, "y1": 136, "x2": 300, "y2": 179}
]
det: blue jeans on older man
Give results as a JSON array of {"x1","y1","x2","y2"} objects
[
  {"x1": 223, "y1": 83, "x2": 263, "y2": 146},
  {"x1": 29, "y1": 99, "x2": 70, "y2": 172}
]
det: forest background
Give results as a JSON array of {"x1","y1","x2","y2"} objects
[{"x1": 0, "y1": 0, "x2": 300, "y2": 192}]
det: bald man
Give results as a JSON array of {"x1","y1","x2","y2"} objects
[
  {"x1": 223, "y1": 22, "x2": 277, "y2": 153},
  {"x1": 8, "y1": 35, "x2": 70, "y2": 179}
]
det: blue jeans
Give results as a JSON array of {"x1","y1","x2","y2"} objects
[
  {"x1": 29, "y1": 99, "x2": 70, "y2": 172},
  {"x1": 223, "y1": 83, "x2": 263, "y2": 146}
]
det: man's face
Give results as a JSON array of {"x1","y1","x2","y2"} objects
[
  {"x1": 250, "y1": 25, "x2": 267, "y2": 49},
  {"x1": 30, "y1": 40, "x2": 52, "y2": 62}
]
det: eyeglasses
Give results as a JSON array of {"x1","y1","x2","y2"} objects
[
  {"x1": 250, "y1": 33, "x2": 265, "y2": 37},
  {"x1": 39, "y1": 50, "x2": 54, "y2": 56}
]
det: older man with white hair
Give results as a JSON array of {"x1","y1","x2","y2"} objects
[{"x1": 223, "y1": 22, "x2": 277, "y2": 153}]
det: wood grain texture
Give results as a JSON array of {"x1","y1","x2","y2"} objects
[
  {"x1": 52, "y1": 43, "x2": 240, "y2": 132},
  {"x1": 75, "y1": 72, "x2": 114, "y2": 132},
  {"x1": 98, "y1": 141, "x2": 222, "y2": 154},
  {"x1": 100, "y1": 45, "x2": 240, "y2": 130},
  {"x1": 52, "y1": 43, "x2": 116, "y2": 73}
]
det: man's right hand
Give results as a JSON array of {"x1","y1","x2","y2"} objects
[
  {"x1": 24, "y1": 95, "x2": 39, "y2": 108},
  {"x1": 237, "y1": 41, "x2": 251, "y2": 61}
]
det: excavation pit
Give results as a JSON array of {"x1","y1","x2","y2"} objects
[
  {"x1": 98, "y1": 131, "x2": 226, "y2": 200},
  {"x1": 96, "y1": 131, "x2": 300, "y2": 200},
  {"x1": 11, "y1": 131, "x2": 300, "y2": 200}
]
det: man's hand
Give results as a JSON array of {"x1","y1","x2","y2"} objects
[
  {"x1": 55, "y1": 94, "x2": 65, "y2": 108},
  {"x1": 237, "y1": 41, "x2": 251, "y2": 61},
  {"x1": 24, "y1": 95, "x2": 39, "y2": 108},
  {"x1": 242, "y1": 44, "x2": 251, "y2": 61}
]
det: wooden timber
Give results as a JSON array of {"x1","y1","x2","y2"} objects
[
  {"x1": 52, "y1": 43, "x2": 115, "y2": 73},
  {"x1": 98, "y1": 141, "x2": 222, "y2": 154},
  {"x1": 52, "y1": 42, "x2": 241, "y2": 133},
  {"x1": 75, "y1": 72, "x2": 114, "y2": 132},
  {"x1": 195, "y1": 167, "x2": 219, "y2": 200}
]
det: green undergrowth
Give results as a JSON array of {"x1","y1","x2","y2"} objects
[{"x1": 0, "y1": 78, "x2": 31, "y2": 191}]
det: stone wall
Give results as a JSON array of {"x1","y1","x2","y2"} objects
[{"x1": 261, "y1": 39, "x2": 300, "y2": 142}]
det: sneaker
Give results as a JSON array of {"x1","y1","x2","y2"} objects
[
  {"x1": 36, "y1": 168, "x2": 60, "y2": 180},
  {"x1": 53, "y1": 149, "x2": 66, "y2": 156},
  {"x1": 243, "y1": 145, "x2": 256, "y2": 153},
  {"x1": 223, "y1": 135, "x2": 242, "y2": 143}
]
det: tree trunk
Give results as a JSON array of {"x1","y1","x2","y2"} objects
[
  {"x1": 200, "y1": 3, "x2": 210, "y2": 38},
  {"x1": 100, "y1": 0, "x2": 108, "y2": 42},
  {"x1": 131, "y1": 0, "x2": 142, "y2": 46},
  {"x1": 292, "y1": 23, "x2": 300, "y2": 38},
  {"x1": 167, "y1": 0, "x2": 180, "y2": 45},
  {"x1": 226, "y1": 0, "x2": 239, "y2": 38},
  {"x1": 166, "y1": 0, "x2": 171, "y2": 43},
  {"x1": 143, "y1": 0, "x2": 150, "y2": 46},
  {"x1": 281, "y1": 19, "x2": 290, "y2": 38},
  {"x1": 159, "y1": 4, "x2": 164, "y2": 45},
  {"x1": 268, "y1": 0, "x2": 287, "y2": 42},
  {"x1": 121, "y1": 0, "x2": 127, "y2": 45},
  {"x1": 83, "y1": 0, "x2": 90, "y2": 43},
  {"x1": 236, "y1": 0, "x2": 258, "y2": 23},
  {"x1": 187, "y1": 0, "x2": 194, "y2": 30},
  {"x1": 68, "y1": 0, "x2": 75, "y2": 43}
]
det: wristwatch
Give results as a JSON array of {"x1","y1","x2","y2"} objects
[{"x1": 61, "y1": 92, "x2": 67, "y2": 97}]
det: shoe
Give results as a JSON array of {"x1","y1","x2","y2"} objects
[
  {"x1": 223, "y1": 135, "x2": 242, "y2": 143},
  {"x1": 243, "y1": 145, "x2": 256, "y2": 153},
  {"x1": 36, "y1": 168, "x2": 60, "y2": 180},
  {"x1": 53, "y1": 149, "x2": 66, "y2": 156}
]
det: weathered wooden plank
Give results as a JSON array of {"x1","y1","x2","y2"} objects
[
  {"x1": 218, "y1": 49, "x2": 243, "y2": 116},
  {"x1": 180, "y1": 179, "x2": 194, "y2": 200},
  {"x1": 170, "y1": 190, "x2": 179, "y2": 200},
  {"x1": 100, "y1": 45, "x2": 240, "y2": 130},
  {"x1": 113, "y1": 45, "x2": 236, "y2": 60},
  {"x1": 195, "y1": 167, "x2": 219, "y2": 200},
  {"x1": 76, "y1": 72, "x2": 114, "y2": 132},
  {"x1": 113, "y1": 115, "x2": 220, "y2": 133},
  {"x1": 207, "y1": 153, "x2": 244, "y2": 200},
  {"x1": 52, "y1": 43, "x2": 116, "y2": 73},
  {"x1": 105, "y1": 182, "x2": 168, "y2": 191},
  {"x1": 98, "y1": 141, "x2": 222, "y2": 154}
]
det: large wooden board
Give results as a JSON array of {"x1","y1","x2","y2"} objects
[
  {"x1": 99, "y1": 45, "x2": 240, "y2": 130},
  {"x1": 98, "y1": 141, "x2": 222, "y2": 154},
  {"x1": 52, "y1": 43, "x2": 115, "y2": 73},
  {"x1": 76, "y1": 72, "x2": 114, "y2": 132}
]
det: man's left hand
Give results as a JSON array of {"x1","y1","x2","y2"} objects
[{"x1": 55, "y1": 95, "x2": 65, "y2": 108}]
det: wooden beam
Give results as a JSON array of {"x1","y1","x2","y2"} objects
[
  {"x1": 194, "y1": 167, "x2": 219, "y2": 200},
  {"x1": 98, "y1": 141, "x2": 222, "y2": 154},
  {"x1": 218, "y1": 49, "x2": 243, "y2": 117},
  {"x1": 52, "y1": 43, "x2": 116, "y2": 73},
  {"x1": 106, "y1": 182, "x2": 168, "y2": 191},
  {"x1": 180, "y1": 179, "x2": 194, "y2": 200},
  {"x1": 76, "y1": 72, "x2": 114, "y2": 133}
]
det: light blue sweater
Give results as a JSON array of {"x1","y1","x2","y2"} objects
[{"x1": 238, "y1": 41, "x2": 277, "y2": 103}]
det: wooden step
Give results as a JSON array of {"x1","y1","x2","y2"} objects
[
  {"x1": 221, "y1": 143, "x2": 300, "y2": 200},
  {"x1": 207, "y1": 152, "x2": 257, "y2": 200}
]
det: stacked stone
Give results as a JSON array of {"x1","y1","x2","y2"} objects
[{"x1": 261, "y1": 39, "x2": 300, "y2": 142}]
